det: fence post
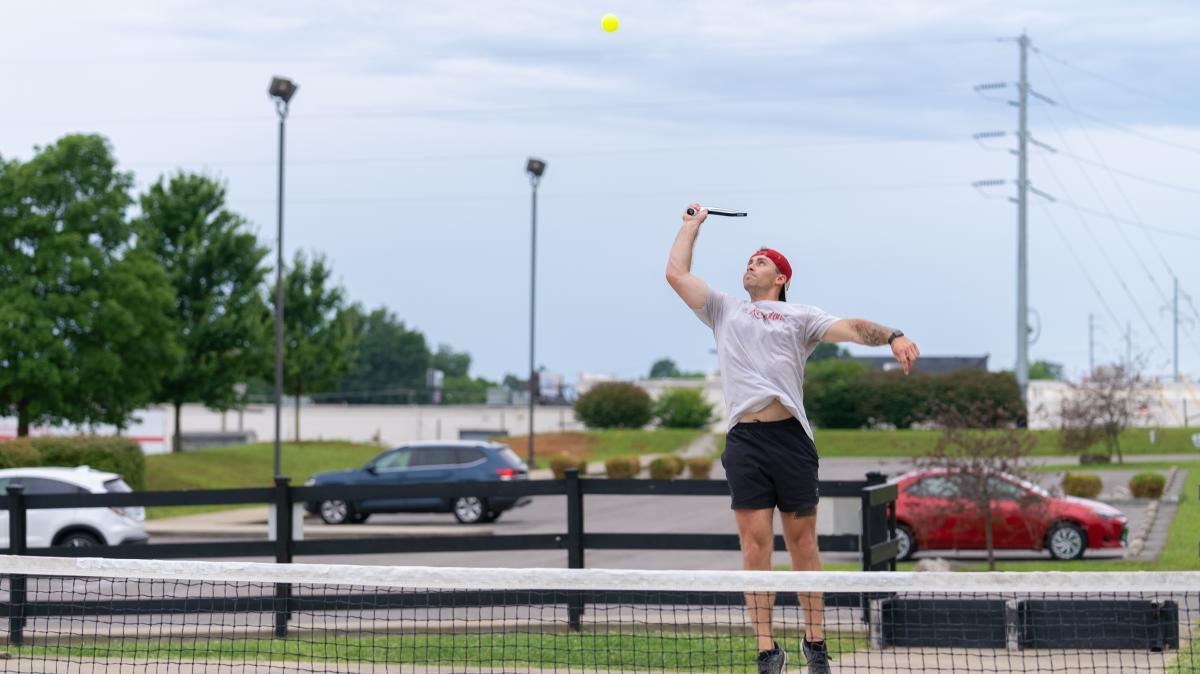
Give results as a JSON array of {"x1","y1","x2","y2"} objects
[
  {"x1": 273, "y1": 476, "x2": 292, "y2": 638},
  {"x1": 564, "y1": 468, "x2": 585, "y2": 630},
  {"x1": 860, "y1": 472, "x2": 888, "y2": 572},
  {"x1": 7, "y1": 484, "x2": 27, "y2": 646}
]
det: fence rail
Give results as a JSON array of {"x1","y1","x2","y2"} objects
[{"x1": 0, "y1": 468, "x2": 897, "y2": 641}]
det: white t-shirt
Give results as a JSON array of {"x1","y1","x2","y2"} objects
[{"x1": 694, "y1": 288, "x2": 840, "y2": 440}]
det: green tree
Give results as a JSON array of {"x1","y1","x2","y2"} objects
[
  {"x1": 431, "y1": 344, "x2": 471, "y2": 379},
  {"x1": 649, "y1": 358, "x2": 680, "y2": 379},
  {"x1": 1029, "y1": 360, "x2": 1064, "y2": 381},
  {"x1": 804, "y1": 359, "x2": 869, "y2": 429},
  {"x1": 809, "y1": 342, "x2": 851, "y2": 362},
  {"x1": 276, "y1": 252, "x2": 357, "y2": 438},
  {"x1": 0, "y1": 134, "x2": 179, "y2": 434},
  {"x1": 441, "y1": 376, "x2": 492, "y2": 404},
  {"x1": 333, "y1": 306, "x2": 429, "y2": 404},
  {"x1": 135, "y1": 172, "x2": 271, "y2": 452}
]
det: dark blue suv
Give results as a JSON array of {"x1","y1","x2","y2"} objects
[{"x1": 303, "y1": 441, "x2": 531, "y2": 524}]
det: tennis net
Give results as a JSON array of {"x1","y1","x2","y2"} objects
[{"x1": 0, "y1": 555, "x2": 1197, "y2": 673}]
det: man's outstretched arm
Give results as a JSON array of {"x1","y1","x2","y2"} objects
[
  {"x1": 822, "y1": 319, "x2": 921, "y2": 374},
  {"x1": 665, "y1": 203, "x2": 710, "y2": 310}
]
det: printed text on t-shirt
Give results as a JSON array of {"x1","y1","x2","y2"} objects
[{"x1": 748, "y1": 307, "x2": 784, "y2": 321}]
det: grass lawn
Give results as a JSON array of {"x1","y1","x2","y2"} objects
[
  {"x1": 144, "y1": 441, "x2": 382, "y2": 519},
  {"x1": 144, "y1": 431, "x2": 704, "y2": 518},
  {"x1": 791, "y1": 427, "x2": 1200, "y2": 458},
  {"x1": 497, "y1": 429, "x2": 704, "y2": 468},
  {"x1": 20, "y1": 631, "x2": 866, "y2": 671}
]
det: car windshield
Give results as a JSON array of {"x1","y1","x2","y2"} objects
[{"x1": 104, "y1": 478, "x2": 132, "y2": 493}]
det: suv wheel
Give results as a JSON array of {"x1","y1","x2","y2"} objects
[
  {"x1": 453, "y1": 496, "x2": 487, "y2": 524},
  {"x1": 57, "y1": 531, "x2": 102, "y2": 548},
  {"x1": 319, "y1": 499, "x2": 353, "y2": 525}
]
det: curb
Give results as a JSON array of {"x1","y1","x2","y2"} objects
[{"x1": 1123, "y1": 466, "x2": 1178, "y2": 560}]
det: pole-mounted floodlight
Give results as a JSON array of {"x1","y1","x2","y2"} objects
[
  {"x1": 269, "y1": 76, "x2": 298, "y2": 480},
  {"x1": 269, "y1": 77, "x2": 299, "y2": 104},
  {"x1": 525, "y1": 157, "x2": 546, "y2": 467},
  {"x1": 526, "y1": 158, "x2": 546, "y2": 179}
]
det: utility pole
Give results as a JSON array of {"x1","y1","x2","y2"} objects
[
  {"x1": 1015, "y1": 33, "x2": 1031, "y2": 400},
  {"x1": 1088, "y1": 313, "x2": 1094, "y2": 376},
  {"x1": 1173, "y1": 276, "x2": 1179, "y2": 382},
  {"x1": 1126, "y1": 321, "x2": 1132, "y2": 372}
]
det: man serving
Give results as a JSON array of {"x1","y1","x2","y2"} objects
[{"x1": 665, "y1": 204, "x2": 920, "y2": 674}]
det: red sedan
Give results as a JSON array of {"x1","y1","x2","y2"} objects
[{"x1": 892, "y1": 469, "x2": 1128, "y2": 561}]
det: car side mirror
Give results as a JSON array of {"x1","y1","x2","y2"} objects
[{"x1": 365, "y1": 464, "x2": 377, "y2": 474}]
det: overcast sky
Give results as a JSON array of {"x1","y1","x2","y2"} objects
[{"x1": 3, "y1": 1, "x2": 1198, "y2": 386}]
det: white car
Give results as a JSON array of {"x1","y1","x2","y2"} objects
[{"x1": 0, "y1": 467, "x2": 148, "y2": 548}]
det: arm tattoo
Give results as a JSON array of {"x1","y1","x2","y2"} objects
[{"x1": 852, "y1": 319, "x2": 892, "y2": 346}]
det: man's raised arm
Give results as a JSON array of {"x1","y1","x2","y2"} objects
[{"x1": 665, "y1": 203, "x2": 710, "y2": 310}]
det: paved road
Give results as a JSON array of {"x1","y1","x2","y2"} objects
[{"x1": 175, "y1": 455, "x2": 1158, "y2": 569}]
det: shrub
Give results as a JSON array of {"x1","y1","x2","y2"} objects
[
  {"x1": 806, "y1": 365, "x2": 1026, "y2": 430},
  {"x1": 28, "y1": 436, "x2": 146, "y2": 490},
  {"x1": 548, "y1": 455, "x2": 587, "y2": 480},
  {"x1": 685, "y1": 457, "x2": 713, "y2": 480},
  {"x1": 0, "y1": 440, "x2": 42, "y2": 469},
  {"x1": 1079, "y1": 452, "x2": 1112, "y2": 465},
  {"x1": 0, "y1": 436, "x2": 144, "y2": 489},
  {"x1": 649, "y1": 455, "x2": 685, "y2": 480},
  {"x1": 652, "y1": 388, "x2": 716, "y2": 429},
  {"x1": 1061, "y1": 473, "x2": 1102, "y2": 499},
  {"x1": 1129, "y1": 472, "x2": 1166, "y2": 499},
  {"x1": 604, "y1": 456, "x2": 641, "y2": 479},
  {"x1": 805, "y1": 360, "x2": 870, "y2": 429},
  {"x1": 574, "y1": 382, "x2": 652, "y2": 429}
]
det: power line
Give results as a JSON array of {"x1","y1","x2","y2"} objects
[
  {"x1": 1032, "y1": 49, "x2": 1200, "y2": 324},
  {"x1": 232, "y1": 181, "x2": 970, "y2": 206},
  {"x1": 1033, "y1": 153, "x2": 1170, "y2": 357},
  {"x1": 1027, "y1": 63, "x2": 1175, "y2": 312},
  {"x1": 1050, "y1": 100, "x2": 1200, "y2": 157},
  {"x1": 1030, "y1": 45, "x2": 1200, "y2": 111},
  {"x1": 0, "y1": 86, "x2": 974, "y2": 127},
  {"x1": 122, "y1": 135, "x2": 969, "y2": 170},
  {"x1": 0, "y1": 35, "x2": 1005, "y2": 67},
  {"x1": 1049, "y1": 148, "x2": 1200, "y2": 196},
  {"x1": 1047, "y1": 198, "x2": 1200, "y2": 242},
  {"x1": 1037, "y1": 202, "x2": 1125, "y2": 330}
]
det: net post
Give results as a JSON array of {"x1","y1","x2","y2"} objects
[
  {"x1": 565, "y1": 468, "x2": 585, "y2": 630},
  {"x1": 6, "y1": 484, "x2": 26, "y2": 646},
  {"x1": 273, "y1": 475, "x2": 292, "y2": 638}
]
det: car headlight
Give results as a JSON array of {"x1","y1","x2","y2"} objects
[{"x1": 1090, "y1": 509, "x2": 1118, "y2": 520}]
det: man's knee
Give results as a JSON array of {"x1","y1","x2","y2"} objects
[
  {"x1": 786, "y1": 512, "x2": 818, "y2": 547},
  {"x1": 740, "y1": 532, "x2": 774, "y2": 561}
]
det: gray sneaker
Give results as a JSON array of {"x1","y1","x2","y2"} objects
[
  {"x1": 802, "y1": 639, "x2": 831, "y2": 674},
  {"x1": 757, "y1": 643, "x2": 788, "y2": 674}
]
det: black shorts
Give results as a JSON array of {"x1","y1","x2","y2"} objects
[{"x1": 722, "y1": 417, "x2": 819, "y2": 513}]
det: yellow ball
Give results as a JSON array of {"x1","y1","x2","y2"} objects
[{"x1": 601, "y1": 13, "x2": 619, "y2": 33}]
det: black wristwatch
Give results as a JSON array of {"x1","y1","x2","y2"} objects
[{"x1": 887, "y1": 330, "x2": 904, "y2": 346}]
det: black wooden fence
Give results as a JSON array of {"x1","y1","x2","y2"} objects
[{"x1": 0, "y1": 469, "x2": 898, "y2": 641}]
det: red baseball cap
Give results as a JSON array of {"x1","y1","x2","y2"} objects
[{"x1": 750, "y1": 248, "x2": 792, "y2": 283}]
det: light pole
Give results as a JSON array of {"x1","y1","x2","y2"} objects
[
  {"x1": 269, "y1": 76, "x2": 298, "y2": 479},
  {"x1": 525, "y1": 157, "x2": 546, "y2": 467}
]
